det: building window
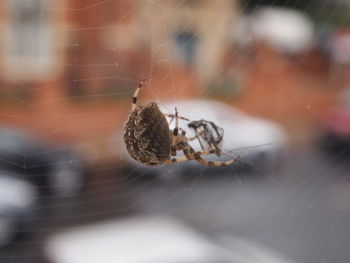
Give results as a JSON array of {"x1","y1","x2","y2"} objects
[
  {"x1": 174, "y1": 31, "x2": 198, "y2": 66},
  {"x1": 2, "y1": 0, "x2": 63, "y2": 81},
  {"x1": 10, "y1": 0, "x2": 51, "y2": 58}
]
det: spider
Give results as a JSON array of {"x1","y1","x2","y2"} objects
[{"x1": 123, "y1": 79, "x2": 239, "y2": 167}]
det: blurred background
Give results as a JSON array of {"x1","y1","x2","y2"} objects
[{"x1": 1, "y1": 0, "x2": 350, "y2": 262}]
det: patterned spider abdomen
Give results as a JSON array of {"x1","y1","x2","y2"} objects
[{"x1": 124, "y1": 102, "x2": 171, "y2": 166}]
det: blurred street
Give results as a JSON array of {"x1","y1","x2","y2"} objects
[
  {"x1": 1, "y1": 146, "x2": 350, "y2": 263},
  {"x1": 128, "y1": 148, "x2": 350, "y2": 263}
]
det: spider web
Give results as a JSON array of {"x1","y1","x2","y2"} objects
[{"x1": 1, "y1": 0, "x2": 350, "y2": 262}]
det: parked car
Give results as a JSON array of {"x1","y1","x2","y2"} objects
[
  {"x1": 0, "y1": 125, "x2": 86, "y2": 197},
  {"x1": 328, "y1": 28, "x2": 350, "y2": 65},
  {"x1": 0, "y1": 173, "x2": 37, "y2": 247},
  {"x1": 319, "y1": 88, "x2": 350, "y2": 156},
  {"x1": 114, "y1": 99, "x2": 288, "y2": 178},
  {"x1": 44, "y1": 216, "x2": 297, "y2": 263},
  {"x1": 250, "y1": 7, "x2": 314, "y2": 55}
]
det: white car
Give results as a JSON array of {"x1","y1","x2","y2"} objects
[
  {"x1": 0, "y1": 173, "x2": 37, "y2": 247},
  {"x1": 45, "y1": 216, "x2": 297, "y2": 263},
  {"x1": 250, "y1": 7, "x2": 314, "y2": 55},
  {"x1": 115, "y1": 100, "x2": 288, "y2": 177}
]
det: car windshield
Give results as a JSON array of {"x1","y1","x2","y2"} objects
[{"x1": 0, "y1": 127, "x2": 31, "y2": 155}]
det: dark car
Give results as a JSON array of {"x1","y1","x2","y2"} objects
[
  {"x1": 0, "y1": 125, "x2": 85, "y2": 197},
  {"x1": 320, "y1": 89, "x2": 350, "y2": 156}
]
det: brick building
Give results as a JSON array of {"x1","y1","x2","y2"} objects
[{"x1": 0, "y1": 0, "x2": 237, "y2": 162}]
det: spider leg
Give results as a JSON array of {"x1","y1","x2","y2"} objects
[
  {"x1": 165, "y1": 148, "x2": 217, "y2": 164},
  {"x1": 187, "y1": 131, "x2": 206, "y2": 142},
  {"x1": 170, "y1": 108, "x2": 179, "y2": 156},
  {"x1": 183, "y1": 143, "x2": 239, "y2": 167},
  {"x1": 131, "y1": 79, "x2": 146, "y2": 111},
  {"x1": 164, "y1": 114, "x2": 190, "y2": 122}
]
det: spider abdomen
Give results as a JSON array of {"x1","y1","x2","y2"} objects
[{"x1": 124, "y1": 102, "x2": 171, "y2": 166}]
